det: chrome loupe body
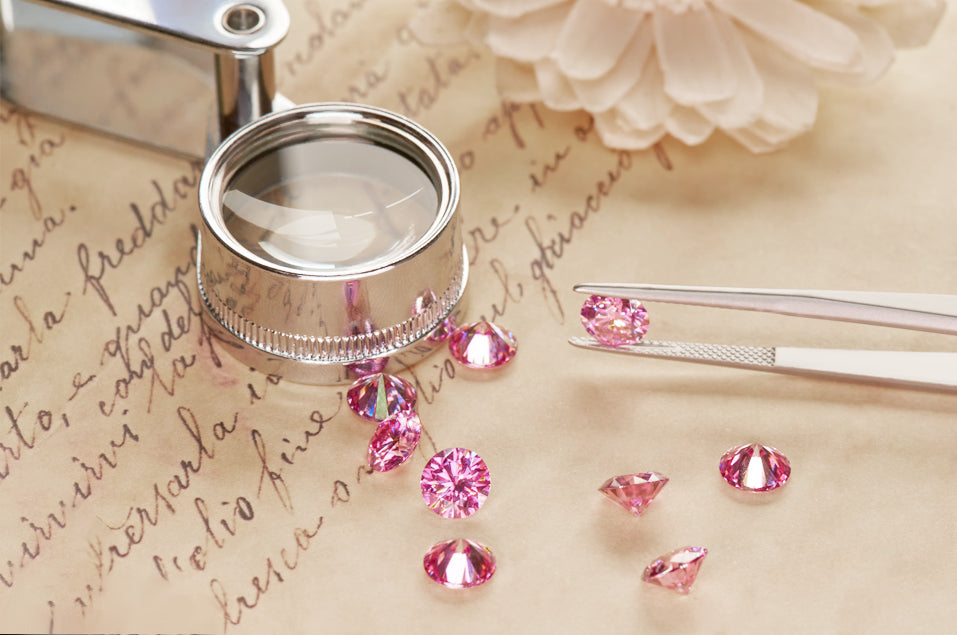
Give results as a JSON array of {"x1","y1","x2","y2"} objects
[{"x1": 198, "y1": 104, "x2": 468, "y2": 384}]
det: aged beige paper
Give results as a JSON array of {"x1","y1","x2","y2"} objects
[{"x1": 1, "y1": 1, "x2": 955, "y2": 632}]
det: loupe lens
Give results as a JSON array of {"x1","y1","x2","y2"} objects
[
  {"x1": 223, "y1": 139, "x2": 439, "y2": 274},
  {"x1": 198, "y1": 104, "x2": 468, "y2": 384}
]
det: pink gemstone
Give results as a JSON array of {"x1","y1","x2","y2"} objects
[
  {"x1": 367, "y1": 410, "x2": 422, "y2": 472},
  {"x1": 346, "y1": 356, "x2": 388, "y2": 377},
  {"x1": 580, "y1": 295, "x2": 649, "y2": 347},
  {"x1": 642, "y1": 546, "x2": 708, "y2": 594},
  {"x1": 423, "y1": 538, "x2": 496, "y2": 589},
  {"x1": 346, "y1": 373, "x2": 417, "y2": 422},
  {"x1": 598, "y1": 472, "x2": 668, "y2": 517},
  {"x1": 448, "y1": 320, "x2": 517, "y2": 369},
  {"x1": 718, "y1": 443, "x2": 791, "y2": 492},
  {"x1": 428, "y1": 315, "x2": 456, "y2": 343},
  {"x1": 421, "y1": 448, "x2": 491, "y2": 518}
]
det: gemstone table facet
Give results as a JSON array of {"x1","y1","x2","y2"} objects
[{"x1": 421, "y1": 448, "x2": 491, "y2": 519}]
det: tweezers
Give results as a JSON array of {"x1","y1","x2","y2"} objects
[{"x1": 569, "y1": 284, "x2": 957, "y2": 393}]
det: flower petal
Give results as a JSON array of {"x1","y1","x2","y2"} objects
[
  {"x1": 743, "y1": 29, "x2": 818, "y2": 133},
  {"x1": 654, "y1": 6, "x2": 739, "y2": 104},
  {"x1": 569, "y1": 16, "x2": 654, "y2": 111},
  {"x1": 496, "y1": 58, "x2": 543, "y2": 101},
  {"x1": 813, "y1": 7, "x2": 894, "y2": 83},
  {"x1": 485, "y1": 3, "x2": 570, "y2": 62},
  {"x1": 554, "y1": 0, "x2": 644, "y2": 79},
  {"x1": 864, "y1": 0, "x2": 945, "y2": 48},
  {"x1": 534, "y1": 59, "x2": 583, "y2": 110},
  {"x1": 616, "y1": 51, "x2": 675, "y2": 129},
  {"x1": 471, "y1": 0, "x2": 570, "y2": 18},
  {"x1": 723, "y1": 126, "x2": 788, "y2": 153},
  {"x1": 714, "y1": 0, "x2": 863, "y2": 72},
  {"x1": 665, "y1": 106, "x2": 716, "y2": 145},
  {"x1": 695, "y1": 11, "x2": 763, "y2": 128},
  {"x1": 595, "y1": 110, "x2": 666, "y2": 149}
]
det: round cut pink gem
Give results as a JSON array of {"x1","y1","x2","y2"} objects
[
  {"x1": 367, "y1": 410, "x2": 422, "y2": 472},
  {"x1": 598, "y1": 472, "x2": 668, "y2": 517},
  {"x1": 346, "y1": 373, "x2": 417, "y2": 422},
  {"x1": 642, "y1": 546, "x2": 708, "y2": 594},
  {"x1": 421, "y1": 448, "x2": 491, "y2": 518},
  {"x1": 423, "y1": 538, "x2": 496, "y2": 589},
  {"x1": 580, "y1": 295, "x2": 649, "y2": 347},
  {"x1": 718, "y1": 443, "x2": 791, "y2": 492},
  {"x1": 448, "y1": 320, "x2": 517, "y2": 369}
]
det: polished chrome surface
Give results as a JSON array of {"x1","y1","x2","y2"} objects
[
  {"x1": 570, "y1": 283, "x2": 957, "y2": 393},
  {"x1": 0, "y1": 0, "x2": 289, "y2": 156},
  {"x1": 198, "y1": 103, "x2": 468, "y2": 384}
]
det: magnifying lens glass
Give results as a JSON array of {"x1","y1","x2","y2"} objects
[
  {"x1": 1, "y1": 0, "x2": 468, "y2": 383},
  {"x1": 198, "y1": 104, "x2": 467, "y2": 384}
]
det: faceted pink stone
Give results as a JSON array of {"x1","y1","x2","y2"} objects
[
  {"x1": 367, "y1": 410, "x2": 422, "y2": 472},
  {"x1": 718, "y1": 443, "x2": 791, "y2": 492},
  {"x1": 448, "y1": 320, "x2": 517, "y2": 369},
  {"x1": 428, "y1": 315, "x2": 456, "y2": 343},
  {"x1": 346, "y1": 356, "x2": 388, "y2": 377},
  {"x1": 423, "y1": 538, "x2": 496, "y2": 589},
  {"x1": 598, "y1": 472, "x2": 668, "y2": 517},
  {"x1": 421, "y1": 448, "x2": 491, "y2": 519},
  {"x1": 642, "y1": 546, "x2": 708, "y2": 594},
  {"x1": 580, "y1": 295, "x2": 649, "y2": 347},
  {"x1": 346, "y1": 373, "x2": 417, "y2": 422}
]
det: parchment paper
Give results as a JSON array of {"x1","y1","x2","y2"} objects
[{"x1": 1, "y1": 1, "x2": 955, "y2": 632}]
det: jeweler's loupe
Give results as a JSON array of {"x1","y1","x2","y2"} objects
[
  {"x1": 1, "y1": 0, "x2": 468, "y2": 384},
  {"x1": 198, "y1": 104, "x2": 467, "y2": 384}
]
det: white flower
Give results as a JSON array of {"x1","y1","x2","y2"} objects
[{"x1": 412, "y1": 0, "x2": 945, "y2": 152}]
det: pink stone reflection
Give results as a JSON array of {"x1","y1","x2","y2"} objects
[
  {"x1": 423, "y1": 538, "x2": 496, "y2": 589},
  {"x1": 448, "y1": 320, "x2": 517, "y2": 369},
  {"x1": 420, "y1": 448, "x2": 491, "y2": 519},
  {"x1": 580, "y1": 295, "x2": 649, "y2": 347},
  {"x1": 598, "y1": 472, "x2": 668, "y2": 517},
  {"x1": 367, "y1": 410, "x2": 422, "y2": 472},
  {"x1": 718, "y1": 443, "x2": 791, "y2": 492},
  {"x1": 642, "y1": 546, "x2": 708, "y2": 594},
  {"x1": 346, "y1": 372, "x2": 417, "y2": 422}
]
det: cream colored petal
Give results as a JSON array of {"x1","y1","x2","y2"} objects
[
  {"x1": 654, "y1": 6, "x2": 739, "y2": 104},
  {"x1": 409, "y1": 1, "x2": 473, "y2": 45},
  {"x1": 496, "y1": 58, "x2": 543, "y2": 101},
  {"x1": 696, "y1": 11, "x2": 763, "y2": 129},
  {"x1": 617, "y1": 51, "x2": 674, "y2": 129},
  {"x1": 485, "y1": 3, "x2": 570, "y2": 62},
  {"x1": 534, "y1": 59, "x2": 583, "y2": 110},
  {"x1": 723, "y1": 126, "x2": 789, "y2": 153},
  {"x1": 595, "y1": 110, "x2": 666, "y2": 149},
  {"x1": 665, "y1": 106, "x2": 716, "y2": 145},
  {"x1": 471, "y1": 0, "x2": 571, "y2": 18},
  {"x1": 554, "y1": 0, "x2": 644, "y2": 80},
  {"x1": 569, "y1": 16, "x2": 654, "y2": 111},
  {"x1": 715, "y1": 0, "x2": 863, "y2": 72},
  {"x1": 813, "y1": 7, "x2": 894, "y2": 83},
  {"x1": 744, "y1": 30, "x2": 818, "y2": 133},
  {"x1": 864, "y1": 0, "x2": 946, "y2": 47}
]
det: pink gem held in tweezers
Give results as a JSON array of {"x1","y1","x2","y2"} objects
[
  {"x1": 346, "y1": 372, "x2": 417, "y2": 422},
  {"x1": 423, "y1": 538, "x2": 496, "y2": 589},
  {"x1": 642, "y1": 546, "x2": 708, "y2": 594},
  {"x1": 599, "y1": 472, "x2": 668, "y2": 517},
  {"x1": 718, "y1": 443, "x2": 791, "y2": 492},
  {"x1": 421, "y1": 448, "x2": 491, "y2": 518},
  {"x1": 448, "y1": 320, "x2": 517, "y2": 369},
  {"x1": 367, "y1": 410, "x2": 422, "y2": 472},
  {"x1": 580, "y1": 295, "x2": 649, "y2": 347}
]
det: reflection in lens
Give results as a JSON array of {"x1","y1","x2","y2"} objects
[{"x1": 223, "y1": 139, "x2": 438, "y2": 274}]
